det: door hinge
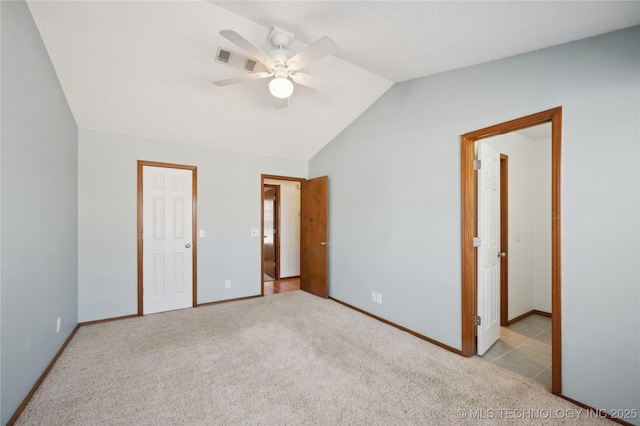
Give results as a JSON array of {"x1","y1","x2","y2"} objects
[
  {"x1": 473, "y1": 237, "x2": 481, "y2": 247},
  {"x1": 273, "y1": 262, "x2": 276, "y2": 267},
  {"x1": 473, "y1": 160, "x2": 481, "y2": 170},
  {"x1": 473, "y1": 315, "x2": 481, "y2": 326}
]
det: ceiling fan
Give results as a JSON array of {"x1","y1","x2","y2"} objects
[{"x1": 213, "y1": 27, "x2": 342, "y2": 108}]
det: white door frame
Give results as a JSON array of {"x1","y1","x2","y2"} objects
[{"x1": 137, "y1": 160, "x2": 198, "y2": 315}]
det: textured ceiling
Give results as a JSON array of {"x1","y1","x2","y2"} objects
[
  {"x1": 214, "y1": 1, "x2": 640, "y2": 82},
  {"x1": 27, "y1": 1, "x2": 640, "y2": 161}
]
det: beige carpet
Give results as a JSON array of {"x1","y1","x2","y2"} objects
[{"x1": 16, "y1": 291, "x2": 612, "y2": 425}]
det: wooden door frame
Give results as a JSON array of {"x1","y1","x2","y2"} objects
[
  {"x1": 137, "y1": 160, "x2": 198, "y2": 315},
  {"x1": 260, "y1": 174, "x2": 305, "y2": 296},
  {"x1": 460, "y1": 107, "x2": 562, "y2": 396},
  {"x1": 263, "y1": 184, "x2": 281, "y2": 280},
  {"x1": 499, "y1": 154, "x2": 509, "y2": 327}
]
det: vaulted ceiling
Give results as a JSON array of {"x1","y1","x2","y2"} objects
[{"x1": 27, "y1": 1, "x2": 640, "y2": 161}]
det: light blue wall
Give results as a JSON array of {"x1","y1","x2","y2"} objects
[
  {"x1": 78, "y1": 129, "x2": 306, "y2": 322},
  {"x1": 0, "y1": 1, "x2": 79, "y2": 423},
  {"x1": 310, "y1": 27, "x2": 639, "y2": 415}
]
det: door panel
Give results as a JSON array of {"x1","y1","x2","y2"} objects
[
  {"x1": 300, "y1": 176, "x2": 328, "y2": 298},
  {"x1": 477, "y1": 142, "x2": 501, "y2": 355},
  {"x1": 143, "y1": 166, "x2": 193, "y2": 314}
]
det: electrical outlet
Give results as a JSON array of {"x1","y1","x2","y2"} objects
[
  {"x1": 376, "y1": 293, "x2": 382, "y2": 304},
  {"x1": 371, "y1": 291, "x2": 377, "y2": 302},
  {"x1": 225, "y1": 280, "x2": 231, "y2": 289},
  {"x1": 56, "y1": 317, "x2": 61, "y2": 333}
]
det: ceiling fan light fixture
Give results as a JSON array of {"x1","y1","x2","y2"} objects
[{"x1": 269, "y1": 76, "x2": 294, "y2": 99}]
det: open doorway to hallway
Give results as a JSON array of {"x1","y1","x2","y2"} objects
[
  {"x1": 262, "y1": 176, "x2": 302, "y2": 295},
  {"x1": 263, "y1": 184, "x2": 279, "y2": 281},
  {"x1": 261, "y1": 174, "x2": 330, "y2": 298}
]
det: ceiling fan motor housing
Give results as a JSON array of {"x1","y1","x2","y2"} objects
[
  {"x1": 269, "y1": 49, "x2": 291, "y2": 65},
  {"x1": 269, "y1": 27, "x2": 294, "y2": 48},
  {"x1": 268, "y1": 27, "x2": 294, "y2": 73}
]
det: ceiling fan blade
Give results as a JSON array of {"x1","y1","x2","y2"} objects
[
  {"x1": 212, "y1": 72, "x2": 272, "y2": 86},
  {"x1": 274, "y1": 97, "x2": 288, "y2": 109},
  {"x1": 290, "y1": 73, "x2": 344, "y2": 95},
  {"x1": 287, "y1": 36, "x2": 337, "y2": 71},
  {"x1": 220, "y1": 30, "x2": 275, "y2": 70}
]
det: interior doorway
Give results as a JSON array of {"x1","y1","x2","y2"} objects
[
  {"x1": 460, "y1": 107, "x2": 562, "y2": 396},
  {"x1": 263, "y1": 184, "x2": 279, "y2": 281},
  {"x1": 260, "y1": 174, "x2": 329, "y2": 298},
  {"x1": 483, "y1": 125, "x2": 553, "y2": 327},
  {"x1": 261, "y1": 175, "x2": 303, "y2": 295},
  {"x1": 476, "y1": 123, "x2": 553, "y2": 388}
]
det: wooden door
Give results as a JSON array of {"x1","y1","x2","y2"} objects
[
  {"x1": 300, "y1": 176, "x2": 328, "y2": 298},
  {"x1": 263, "y1": 186, "x2": 277, "y2": 280}
]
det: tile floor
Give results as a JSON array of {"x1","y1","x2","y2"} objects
[{"x1": 478, "y1": 314, "x2": 552, "y2": 388}]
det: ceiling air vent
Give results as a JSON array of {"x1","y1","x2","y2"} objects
[
  {"x1": 217, "y1": 49, "x2": 231, "y2": 64},
  {"x1": 244, "y1": 59, "x2": 257, "y2": 72},
  {"x1": 215, "y1": 47, "x2": 268, "y2": 74}
]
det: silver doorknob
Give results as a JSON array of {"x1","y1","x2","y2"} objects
[
  {"x1": 185, "y1": 244, "x2": 191, "y2": 248},
  {"x1": 498, "y1": 252, "x2": 506, "y2": 258},
  {"x1": 320, "y1": 242, "x2": 329, "y2": 246}
]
